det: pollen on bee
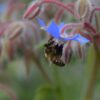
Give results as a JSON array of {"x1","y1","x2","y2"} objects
[{"x1": 44, "y1": 53, "x2": 47, "y2": 58}]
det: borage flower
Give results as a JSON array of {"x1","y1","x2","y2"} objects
[
  {"x1": 37, "y1": 18, "x2": 90, "y2": 66},
  {"x1": 37, "y1": 18, "x2": 89, "y2": 45}
]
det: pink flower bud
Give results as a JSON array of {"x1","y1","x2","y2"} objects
[
  {"x1": 75, "y1": 0, "x2": 92, "y2": 21},
  {"x1": 63, "y1": 44, "x2": 72, "y2": 64},
  {"x1": 4, "y1": 22, "x2": 24, "y2": 40},
  {"x1": 23, "y1": 1, "x2": 41, "y2": 19}
]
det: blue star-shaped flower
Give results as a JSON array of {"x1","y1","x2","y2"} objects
[{"x1": 37, "y1": 18, "x2": 89, "y2": 45}]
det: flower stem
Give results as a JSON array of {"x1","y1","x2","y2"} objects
[
  {"x1": 86, "y1": 44, "x2": 100, "y2": 100},
  {"x1": 51, "y1": 66, "x2": 64, "y2": 100},
  {"x1": 90, "y1": 7, "x2": 100, "y2": 22},
  {"x1": 41, "y1": 0, "x2": 74, "y2": 16},
  {"x1": 54, "y1": 3, "x2": 75, "y2": 23}
]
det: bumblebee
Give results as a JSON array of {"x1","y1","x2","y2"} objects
[{"x1": 44, "y1": 37, "x2": 65, "y2": 66}]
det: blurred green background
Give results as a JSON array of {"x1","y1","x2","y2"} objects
[{"x1": 0, "y1": 0, "x2": 100, "y2": 100}]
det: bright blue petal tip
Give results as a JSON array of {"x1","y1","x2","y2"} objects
[
  {"x1": 74, "y1": 34, "x2": 90, "y2": 45},
  {"x1": 36, "y1": 18, "x2": 46, "y2": 27},
  {"x1": 60, "y1": 34, "x2": 89, "y2": 45}
]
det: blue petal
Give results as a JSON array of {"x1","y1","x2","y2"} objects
[
  {"x1": 60, "y1": 34, "x2": 89, "y2": 45},
  {"x1": 58, "y1": 22, "x2": 65, "y2": 29},
  {"x1": 60, "y1": 34, "x2": 78, "y2": 41},
  {"x1": 74, "y1": 34, "x2": 89, "y2": 45},
  {"x1": 36, "y1": 18, "x2": 46, "y2": 27},
  {"x1": 46, "y1": 21, "x2": 60, "y2": 39}
]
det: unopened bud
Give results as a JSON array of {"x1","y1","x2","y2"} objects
[
  {"x1": 75, "y1": 0, "x2": 92, "y2": 21},
  {"x1": 4, "y1": 22, "x2": 24, "y2": 40},
  {"x1": 63, "y1": 44, "x2": 72, "y2": 64},
  {"x1": 23, "y1": 1, "x2": 41, "y2": 19}
]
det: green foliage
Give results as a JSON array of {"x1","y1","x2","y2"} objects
[
  {"x1": 0, "y1": 90, "x2": 11, "y2": 100},
  {"x1": 34, "y1": 84, "x2": 56, "y2": 100}
]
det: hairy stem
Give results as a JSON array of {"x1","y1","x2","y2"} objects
[
  {"x1": 51, "y1": 66, "x2": 64, "y2": 100},
  {"x1": 90, "y1": 7, "x2": 100, "y2": 22},
  {"x1": 41, "y1": 0, "x2": 74, "y2": 16},
  {"x1": 54, "y1": 3, "x2": 74, "y2": 22}
]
